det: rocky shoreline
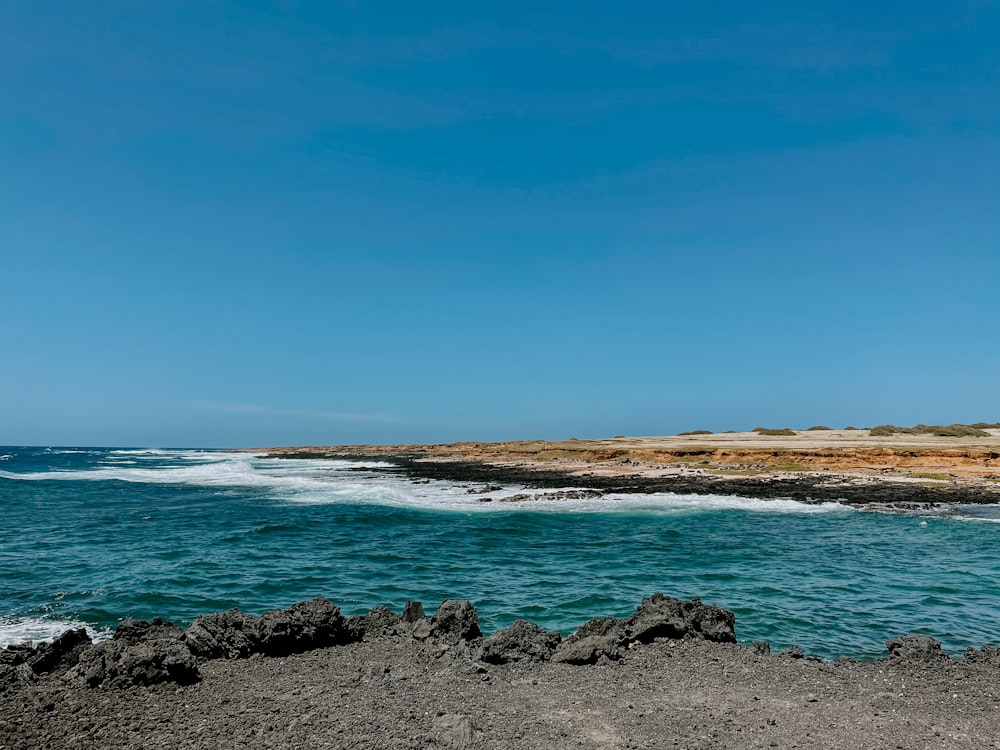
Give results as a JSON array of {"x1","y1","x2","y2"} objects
[
  {"x1": 3, "y1": 595, "x2": 999, "y2": 748},
  {"x1": 266, "y1": 450, "x2": 1000, "y2": 508}
]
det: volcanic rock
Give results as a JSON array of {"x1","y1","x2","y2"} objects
[
  {"x1": 430, "y1": 600, "x2": 482, "y2": 644},
  {"x1": 480, "y1": 620, "x2": 562, "y2": 664},
  {"x1": 886, "y1": 634, "x2": 948, "y2": 662}
]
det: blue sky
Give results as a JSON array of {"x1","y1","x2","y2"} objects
[{"x1": 2, "y1": 1, "x2": 998, "y2": 448}]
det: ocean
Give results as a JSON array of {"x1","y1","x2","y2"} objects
[{"x1": 1, "y1": 446, "x2": 998, "y2": 660}]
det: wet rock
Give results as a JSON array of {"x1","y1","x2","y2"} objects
[
  {"x1": 258, "y1": 597, "x2": 348, "y2": 656},
  {"x1": 621, "y1": 593, "x2": 736, "y2": 644},
  {"x1": 183, "y1": 608, "x2": 261, "y2": 659},
  {"x1": 430, "y1": 601, "x2": 482, "y2": 644},
  {"x1": 886, "y1": 634, "x2": 948, "y2": 662},
  {"x1": 480, "y1": 620, "x2": 562, "y2": 664}
]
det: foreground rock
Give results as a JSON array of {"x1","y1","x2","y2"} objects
[
  {"x1": 552, "y1": 593, "x2": 736, "y2": 664},
  {"x1": 4, "y1": 621, "x2": 999, "y2": 749}
]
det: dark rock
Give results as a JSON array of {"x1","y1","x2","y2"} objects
[
  {"x1": 480, "y1": 620, "x2": 562, "y2": 664},
  {"x1": 751, "y1": 641, "x2": 771, "y2": 656},
  {"x1": 552, "y1": 635, "x2": 618, "y2": 665},
  {"x1": 778, "y1": 646, "x2": 805, "y2": 659},
  {"x1": 182, "y1": 608, "x2": 261, "y2": 659},
  {"x1": 66, "y1": 638, "x2": 199, "y2": 689},
  {"x1": 257, "y1": 597, "x2": 347, "y2": 655},
  {"x1": 963, "y1": 646, "x2": 1000, "y2": 665},
  {"x1": 27, "y1": 628, "x2": 92, "y2": 675},
  {"x1": 886, "y1": 634, "x2": 948, "y2": 662},
  {"x1": 430, "y1": 600, "x2": 482, "y2": 644},
  {"x1": 345, "y1": 615, "x2": 367, "y2": 642},
  {"x1": 621, "y1": 593, "x2": 736, "y2": 644},
  {"x1": 113, "y1": 617, "x2": 183, "y2": 646},
  {"x1": 401, "y1": 601, "x2": 426, "y2": 623},
  {"x1": 362, "y1": 606, "x2": 403, "y2": 639}
]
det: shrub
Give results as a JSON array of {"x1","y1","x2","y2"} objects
[
  {"x1": 753, "y1": 428, "x2": 797, "y2": 437},
  {"x1": 679, "y1": 430, "x2": 713, "y2": 436},
  {"x1": 806, "y1": 425, "x2": 832, "y2": 431}
]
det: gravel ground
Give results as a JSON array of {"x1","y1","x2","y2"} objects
[{"x1": 3, "y1": 635, "x2": 999, "y2": 750}]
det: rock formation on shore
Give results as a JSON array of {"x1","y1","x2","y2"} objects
[{"x1": 4, "y1": 594, "x2": 1000, "y2": 749}]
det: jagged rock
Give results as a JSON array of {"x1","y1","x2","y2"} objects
[
  {"x1": 963, "y1": 646, "x2": 1000, "y2": 665},
  {"x1": 886, "y1": 634, "x2": 948, "y2": 662},
  {"x1": 480, "y1": 620, "x2": 562, "y2": 664},
  {"x1": 257, "y1": 597, "x2": 347, "y2": 655},
  {"x1": 401, "y1": 601, "x2": 426, "y2": 623},
  {"x1": 552, "y1": 635, "x2": 618, "y2": 665},
  {"x1": 621, "y1": 593, "x2": 736, "y2": 644},
  {"x1": 751, "y1": 641, "x2": 771, "y2": 656},
  {"x1": 430, "y1": 600, "x2": 482, "y2": 644},
  {"x1": 183, "y1": 608, "x2": 261, "y2": 659},
  {"x1": 362, "y1": 606, "x2": 403, "y2": 639},
  {"x1": 27, "y1": 628, "x2": 93, "y2": 676},
  {"x1": 113, "y1": 617, "x2": 183, "y2": 646},
  {"x1": 551, "y1": 617, "x2": 623, "y2": 664},
  {"x1": 779, "y1": 646, "x2": 805, "y2": 659},
  {"x1": 66, "y1": 638, "x2": 199, "y2": 689},
  {"x1": 345, "y1": 615, "x2": 367, "y2": 642}
]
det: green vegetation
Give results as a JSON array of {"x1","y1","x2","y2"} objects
[
  {"x1": 908, "y1": 472, "x2": 953, "y2": 481},
  {"x1": 971, "y1": 422, "x2": 1000, "y2": 429},
  {"x1": 806, "y1": 425, "x2": 832, "y2": 431},
  {"x1": 678, "y1": 430, "x2": 713, "y2": 436},
  {"x1": 752, "y1": 427, "x2": 797, "y2": 436},
  {"x1": 869, "y1": 423, "x2": 990, "y2": 438},
  {"x1": 843, "y1": 426, "x2": 859, "y2": 430}
]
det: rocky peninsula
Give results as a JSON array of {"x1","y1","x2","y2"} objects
[
  {"x1": 255, "y1": 426, "x2": 1000, "y2": 508},
  {"x1": 3, "y1": 595, "x2": 999, "y2": 749}
]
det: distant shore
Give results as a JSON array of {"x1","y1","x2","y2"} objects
[{"x1": 252, "y1": 428, "x2": 1000, "y2": 507}]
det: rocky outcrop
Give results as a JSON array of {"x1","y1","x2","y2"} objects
[
  {"x1": 67, "y1": 625, "x2": 199, "y2": 689},
  {"x1": 480, "y1": 620, "x2": 561, "y2": 664},
  {"x1": 622, "y1": 593, "x2": 736, "y2": 644},
  {"x1": 886, "y1": 634, "x2": 948, "y2": 662},
  {"x1": 183, "y1": 597, "x2": 349, "y2": 659},
  {"x1": 430, "y1": 600, "x2": 482, "y2": 644},
  {"x1": 551, "y1": 594, "x2": 736, "y2": 665}
]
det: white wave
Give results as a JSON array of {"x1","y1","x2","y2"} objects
[
  {"x1": 277, "y1": 475, "x2": 852, "y2": 515},
  {"x1": 0, "y1": 616, "x2": 111, "y2": 649},
  {"x1": 0, "y1": 455, "x2": 11, "y2": 461},
  {"x1": 0, "y1": 453, "x2": 396, "y2": 492}
]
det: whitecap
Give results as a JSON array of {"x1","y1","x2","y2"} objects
[{"x1": 0, "y1": 615, "x2": 111, "y2": 649}]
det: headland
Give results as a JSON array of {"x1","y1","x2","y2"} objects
[{"x1": 254, "y1": 425, "x2": 1000, "y2": 508}]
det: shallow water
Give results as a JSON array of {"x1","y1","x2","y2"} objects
[{"x1": 1, "y1": 447, "x2": 998, "y2": 659}]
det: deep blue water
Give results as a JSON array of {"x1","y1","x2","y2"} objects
[{"x1": 1, "y1": 446, "x2": 998, "y2": 660}]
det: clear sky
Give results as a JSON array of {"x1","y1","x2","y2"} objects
[{"x1": 2, "y1": 1, "x2": 998, "y2": 448}]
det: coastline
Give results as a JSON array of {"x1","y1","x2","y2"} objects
[
  {"x1": 252, "y1": 428, "x2": 1000, "y2": 508},
  {"x1": 3, "y1": 595, "x2": 999, "y2": 749}
]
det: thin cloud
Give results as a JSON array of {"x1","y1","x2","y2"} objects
[{"x1": 190, "y1": 401, "x2": 395, "y2": 423}]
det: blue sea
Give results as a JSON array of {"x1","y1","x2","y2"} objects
[{"x1": 2, "y1": 447, "x2": 998, "y2": 660}]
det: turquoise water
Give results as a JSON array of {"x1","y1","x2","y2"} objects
[{"x1": 1, "y1": 447, "x2": 998, "y2": 660}]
